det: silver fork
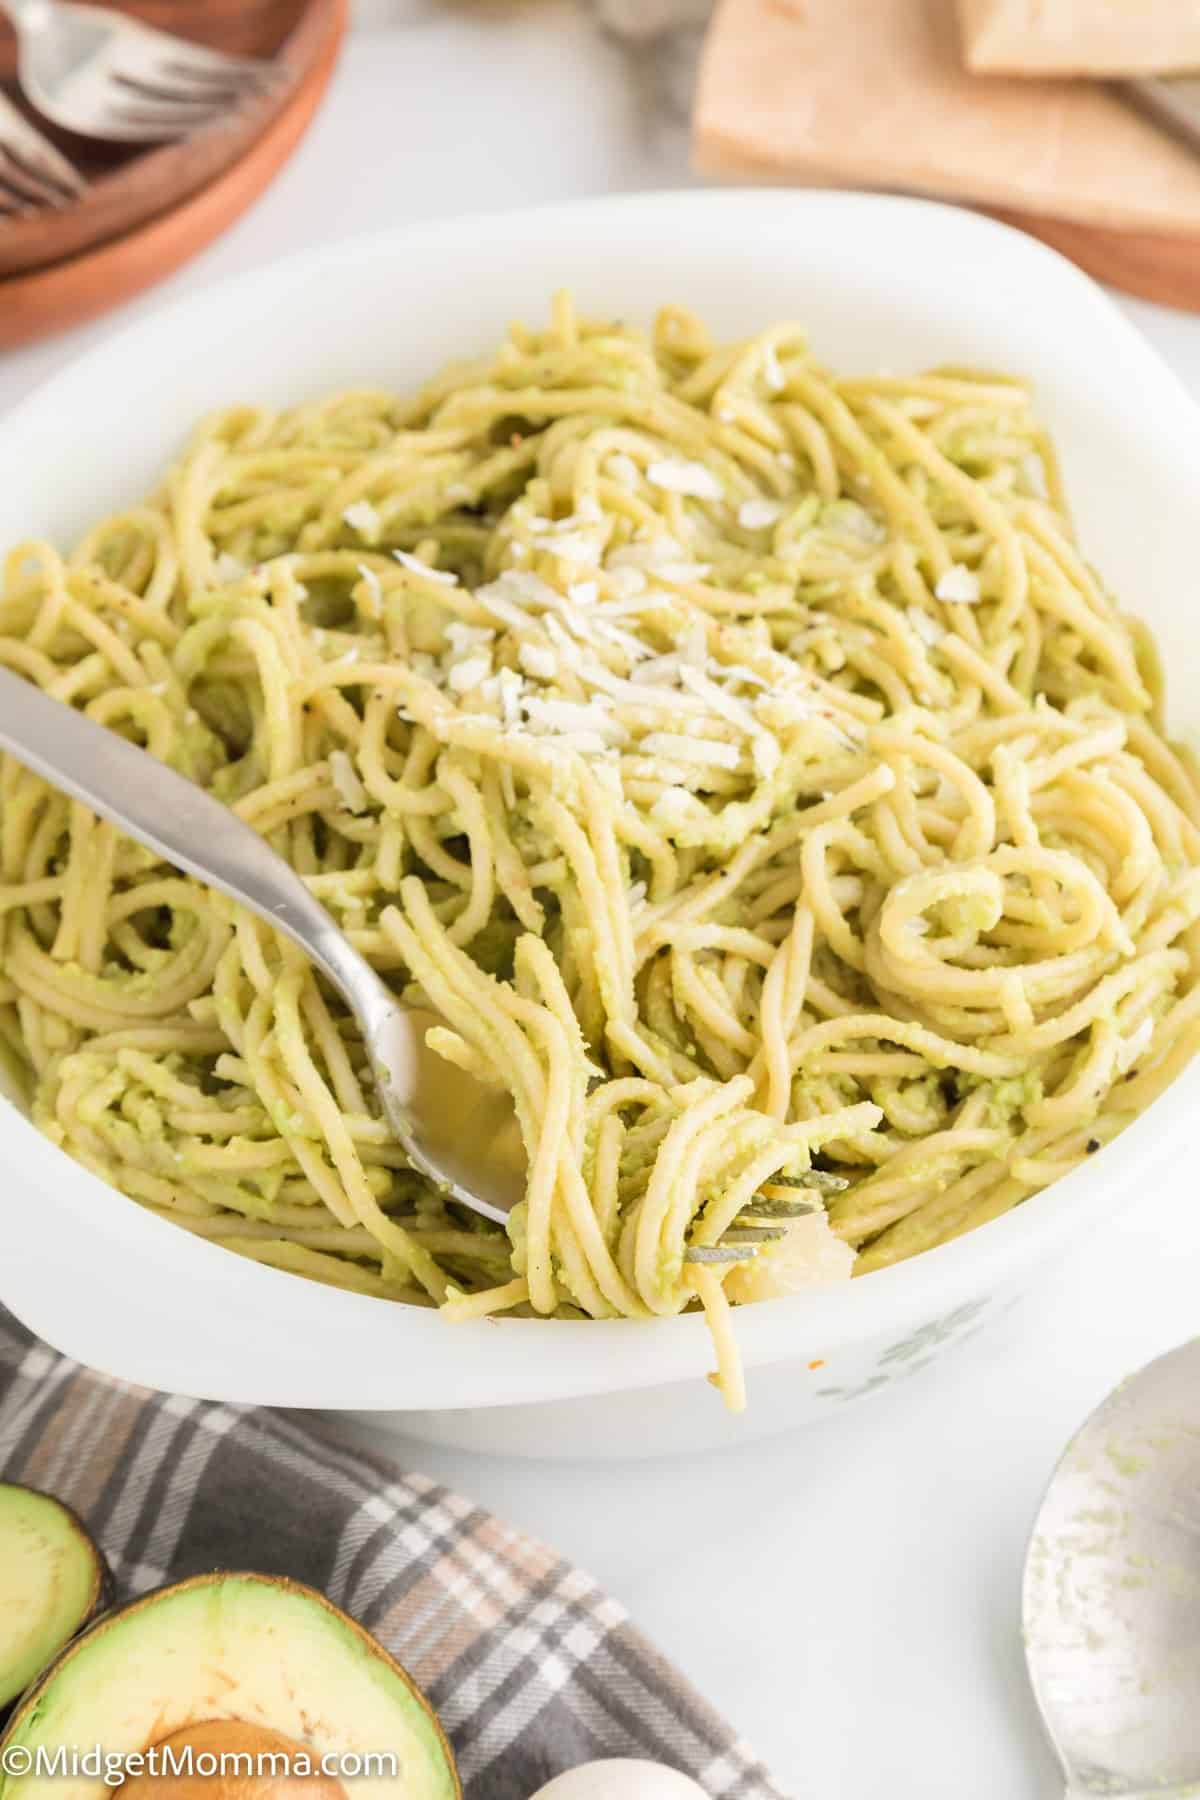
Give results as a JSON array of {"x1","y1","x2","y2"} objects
[
  {"x1": 1, "y1": 1, "x2": 278, "y2": 145},
  {"x1": 0, "y1": 666, "x2": 832, "y2": 1266},
  {"x1": 0, "y1": 89, "x2": 84, "y2": 211}
]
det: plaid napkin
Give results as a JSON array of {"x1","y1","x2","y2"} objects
[{"x1": 0, "y1": 1310, "x2": 783, "y2": 1800}]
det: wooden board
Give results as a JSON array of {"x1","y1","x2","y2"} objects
[
  {"x1": 993, "y1": 207, "x2": 1200, "y2": 313},
  {"x1": 0, "y1": 0, "x2": 345, "y2": 348}
]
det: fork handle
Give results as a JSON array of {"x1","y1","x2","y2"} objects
[
  {"x1": 0, "y1": 1, "x2": 56, "y2": 31},
  {"x1": 0, "y1": 666, "x2": 386, "y2": 1021}
]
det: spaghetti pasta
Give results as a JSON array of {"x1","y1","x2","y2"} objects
[{"x1": 2, "y1": 295, "x2": 1198, "y2": 1409}]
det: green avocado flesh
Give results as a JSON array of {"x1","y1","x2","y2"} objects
[
  {"x1": 0, "y1": 1572, "x2": 458, "y2": 1800},
  {"x1": 0, "y1": 1486, "x2": 108, "y2": 1715}
]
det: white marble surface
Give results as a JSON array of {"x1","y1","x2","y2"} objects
[{"x1": 5, "y1": 7, "x2": 1200, "y2": 1795}]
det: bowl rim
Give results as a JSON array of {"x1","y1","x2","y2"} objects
[{"x1": 2, "y1": 185, "x2": 1198, "y2": 1412}]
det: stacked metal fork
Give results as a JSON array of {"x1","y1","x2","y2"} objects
[
  {"x1": 0, "y1": 89, "x2": 82, "y2": 211},
  {"x1": 0, "y1": 0, "x2": 278, "y2": 211}
]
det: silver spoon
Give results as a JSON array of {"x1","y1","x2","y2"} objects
[
  {"x1": 0, "y1": 669, "x2": 802, "y2": 1254},
  {"x1": 1023, "y1": 1340, "x2": 1200, "y2": 1799}
]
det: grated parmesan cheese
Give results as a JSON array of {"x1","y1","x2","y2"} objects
[
  {"x1": 446, "y1": 658, "x2": 489, "y2": 691},
  {"x1": 447, "y1": 655, "x2": 492, "y2": 694},
  {"x1": 640, "y1": 732, "x2": 742, "y2": 771},
  {"x1": 445, "y1": 622, "x2": 495, "y2": 653},
  {"x1": 738, "y1": 499, "x2": 784, "y2": 531},
  {"x1": 752, "y1": 736, "x2": 782, "y2": 778},
  {"x1": 630, "y1": 654, "x2": 685, "y2": 688},
  {"x1": 677, "y1": 621, "x2": 708, "y2": 668},
  {"x1": 907, "y1": 606, "x2": 946, "y2": 648},
  {"x1": 607, "y1": 566, "x2": 648, "y2": 599},
  {"x1": 355, "y1": 562, "x2": 384, "y2": 615},
  {"x1": 394, "y1": 549, "x2": 458, "y2": 586},
  {"x1": 525, "y1": 696, "x2": 627, "y2": 744},
  {"x1": 344, "y1": 500, "x2": 381, "y2": 537},
  {"x1": 329, "y1": 750, "x2": 369, "y2": 814},
  {"x1": 496, "y1": 666, "x2": 523, "y2": 729},
  {"x1": 536, "y1": 531, "x2": 601, "y2": 565},
  {"x1": 646, "y1": 460, "x2": 724, "y2": 501},
  {"x1": 935, "y1": 565, "x2": 982, "y2": 604},
  {"x1": 651, "y1": 789, "x2": 705, "y2": 828},
  {"x1": 213, "y1": 552, "x2": 246, "y2": 584},
  {"x1": 518, "y1": 642, "x2": 558, "y2": 680}
]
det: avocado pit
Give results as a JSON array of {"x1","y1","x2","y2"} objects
[{"x1": 116, "y1": 1722, "x2": 347, "y2": 1800}]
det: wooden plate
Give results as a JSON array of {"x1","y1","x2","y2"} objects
[
  {"x1": 0, "y1": 0, "x2": 345, "y2": 349},
  {"x1": 993, "y1": 208, "x2": 1200, "y2": 314},
  {"x1": 0, "y1": 0, "x2": 338, "y2": 279}
]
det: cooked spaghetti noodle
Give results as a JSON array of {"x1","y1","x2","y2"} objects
[{"x1": 2, "y1": 295, "x2": 1199, "y2": 1409}]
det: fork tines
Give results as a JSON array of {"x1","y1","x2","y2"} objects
[
  {"x1": 0, "y1": 113, "x2": 84, "y2": 213},
  {"x1": 97, "y1": 54, "x2": 280, "y2": 140}
]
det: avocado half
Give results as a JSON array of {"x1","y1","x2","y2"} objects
[
  {"x1": 0, "y1": 1485, "x2": 113, "y2": 1718},
  {"x1": 0, "y1": 1572, "x2": 459, "y2": 1800}
]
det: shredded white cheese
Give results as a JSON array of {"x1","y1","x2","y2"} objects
[
  {"x1": 329, "y1": 750, "x2": 369, "y2": 814},
  {"x1": 651, "y1": 789, "x2": 705, "y2": 828},
  {"x1": 355, "y1": 562, "x2": 384, "y2": 616},
  {"x1": 907, "y1": 606, "x2": 946, "y2": 648},
  {"x1": 447, "y1": 655, "x2": 492, "y2": 694},
  {"x1": 394, "y1": 549, "x2": 458, "y2": 586},
  {"x1": 1019, "y1": 453, "x2": 1049, "y2": 500},
  {"x1": 840, "y1": 505, "x2": 888, "y2": 545},
  {"x1": 607, "y1": 567, "x2": 648, "y2": 600},
  {"x1": 738, "y1": 499, "x2": 784, "y2": 531},
  {"x1": 537, "y1": 531, "x2": 601, "y2": 565},
  {"x1": 630, "y1": 654, "x2": 684, "y2": 688},
  {"x1": 761, "y1": 343, "x2": 786, "y2": 394},
  {"x1": 677, "y1": 621, "x2": 708, "y2": 669},
  {"x1": 445, "y1": 622, "x2": 495, "y2": 653},
  {"x1": 752, "y1": 736, "x2": 783, "y2": 778},
  {"x1": 935, "y1": 564, "x2": 982, "y2": 604},
  {"x1": 213, "y1": 552, "x2": 246, "y2": 584},
  {"x1": 646, "y1": 461, "x2": 724, "y2": 502},
  {"x1": 344, "y1": 500, "x2": 381, "y2": 537},
  {"x1": 640, "y1": 732, "x2": 742, "y2": 771},
  {"x1": 496, "y1": 666, "x2": 523, "y2": 730},
  {"x1": 525, "y1": 696, "x2": 626, "y2": 743},
  {"x1": 518, "y1": 642, "x2": 558, "y2": 680}
]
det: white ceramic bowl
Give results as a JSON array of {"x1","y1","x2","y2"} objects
[{"x1": 2, "y1": 191, "x2": 1198, "y2": 1460}]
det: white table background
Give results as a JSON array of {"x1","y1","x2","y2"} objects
[{"x1": 5, "y1": 7, "x2": 1200, "y2": 1794}]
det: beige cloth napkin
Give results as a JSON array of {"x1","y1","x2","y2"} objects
[
  {"x1": 693, "y1": 0, "x2": 1200, "y2": 235},
  {"x1": 958, "y1": 0, "x2": 1200, "y2": 76}
]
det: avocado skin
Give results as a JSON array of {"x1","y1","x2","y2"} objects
[
  {"x1": 0, "y1": 1570, "x2": 460, "y2": 1800},
  {"x1": 0, "y1": 1486, "x2": 115, "y2": 1730}
]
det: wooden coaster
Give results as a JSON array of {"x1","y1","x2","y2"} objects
[
  {"x1": 993, "y1": 208, "x2": 1200, "y2": 313},
  {"x1": 0, "y1": 0, "x2": 346, "y2": 350}
]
